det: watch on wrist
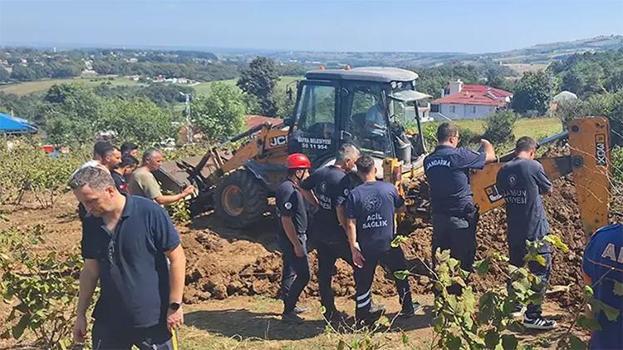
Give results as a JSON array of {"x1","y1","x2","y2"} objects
[{"x1": 169, "y1": 302, "x2": 181, "y2": 311}]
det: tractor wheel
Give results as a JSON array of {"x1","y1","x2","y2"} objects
[{"x1": 214, "y1": 169, "x2": 268, "y2": 228}]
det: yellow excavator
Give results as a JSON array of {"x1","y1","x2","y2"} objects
[{"x1": 162, "y1": 67, "x2": 611, "y2": 235}]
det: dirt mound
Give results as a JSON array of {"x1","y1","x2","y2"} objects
[{"x1": 182, "y1": 151, "x2": 606, "y2": 308}]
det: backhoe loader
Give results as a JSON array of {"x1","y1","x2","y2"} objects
[{"x1": 161, "y1": 67, "x2": 611, "y2": 234}]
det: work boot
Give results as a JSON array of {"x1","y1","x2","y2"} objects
[
  {"x1": 399, "y1": 302, "x2": 422, "y2": 318},
  {"x1": 356, "y1": 308, "x2": 384, "y2": 328},
  {"x1": 282, "y1": 311, "x2": 305, "y2": 324}
]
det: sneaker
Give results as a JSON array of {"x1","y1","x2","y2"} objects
[
  {"x1": 511, "y1": 305, "x2": 525, "y2": 318},
  {"x1": 282, "y1": 311, "x2": 305, "y2": 324},
  {"x1": 399, "y1": 302, "x2": 422, "y2": 318},
  {"x1": 292, "y1": 305, "x2": 308, "y2": 314},
  {"x1": 523, "y1": 316, "x2": 557, "y2": 330}
]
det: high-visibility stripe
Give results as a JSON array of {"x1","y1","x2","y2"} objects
[
  {"x1": 356, "y1": 289, "x2": 370, "y2": 301},
  {"x1": 357, "y1": 298, "x2": 371, "y2": 309}
]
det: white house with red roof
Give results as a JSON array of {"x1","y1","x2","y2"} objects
[{"x1": 430, "y1": 79, "x2": 512, "y2": 120}]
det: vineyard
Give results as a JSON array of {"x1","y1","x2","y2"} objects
[{"x1": 0, "y1": 139, "x2": 621, "y2": 349}]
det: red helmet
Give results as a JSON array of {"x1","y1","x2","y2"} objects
[{"x1": 287, "y1": 153, "x2": 312, "y2": 170}]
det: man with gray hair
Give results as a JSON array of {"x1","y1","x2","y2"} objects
[
  {"x1": 128, "y1": 148, "x2": 195, "y2": 205},
  {"x1": 69, "y1": 166, "x2": 186, "y2": 349},
  {"x1": 300, "y1": 143, "x2": 361, "y2": 322}
]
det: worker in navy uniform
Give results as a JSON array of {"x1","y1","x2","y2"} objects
[
  {"x1": 424, "y1": 123, "x2": 495, "y2": 276},
  {"x1": 582, "y1": 223, "x2": 623, "y2": 349},
  {"x1": 336, "y1": 161, "x2": 420, "y2": 318},
  {"x1": 496, "y1": 136, "x2": 556, "y2": 330},
  {"x1": 275, "y1": 153, "x2": 312, "y2": 323},
  {"x1": 299, "y1": 144, "x2": 360, "y2": 322},
  {"x1": 344, "y1": 155, "x2": 407, "y2": 325}
]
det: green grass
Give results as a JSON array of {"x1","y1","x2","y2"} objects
[
  {"x1": 0, "y1": 76, "x2": 140, "y2": 96},
  {"x1": 454, "y1": 117, "x2": 562, "y2": 141},
  {"x1": 193, "y1": 76, "x2": 301, "y2": 97}
]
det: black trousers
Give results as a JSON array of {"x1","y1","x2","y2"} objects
[
  {"x1": 278, "y1": 233, "x2": 310, "y2": 314},
  {"x1": 316, "y1": 239, "x2": 353, "y2": 315},
  {"x1": 353, "y1": 247, "x2": 414, "y2": 318},
  {"x1": 509, "y1": 243, "x2": 552, "y2": 319},
  {"x1": 379, "y1": 246, "x2": 414, "y2": 313},
  {"x1": 431, "y1": 211, "x2": 478, "y2": 272},
  {"x1": 92, "y1": 320, "x2": 174, "y2": 350}
]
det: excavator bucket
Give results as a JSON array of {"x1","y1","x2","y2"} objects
[{"x1": 471, "y1": 116, "x2": 610, "y2": 235}]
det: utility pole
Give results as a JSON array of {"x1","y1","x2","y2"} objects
[{"x1": 180, "y1": 92, "x2": 192, "y2": 144}]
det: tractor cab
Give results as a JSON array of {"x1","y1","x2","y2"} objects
[{"x1": 286, "y1": 67, "x2": 428, "y2": 172}]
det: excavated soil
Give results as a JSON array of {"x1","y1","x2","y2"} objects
[{"x1": 182, "y1": 175, "x2": 601, "y2": 309}]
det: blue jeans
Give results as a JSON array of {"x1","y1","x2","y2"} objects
[{"x1": 278, "y1": 233, "x2": 310, "y2": 314}]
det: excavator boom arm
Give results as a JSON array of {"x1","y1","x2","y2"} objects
[{"x1": 470, "y1": 117, "x2": 611, "y2": 235}]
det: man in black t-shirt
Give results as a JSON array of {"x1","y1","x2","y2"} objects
[
  {"x1": 300, "y1": 144, "x2": 360, "y2": 321},
  {"x1": 496, "y1": 136, "x2": 556, "y2": 330},
  {"x1": 275, "y1": 153, "x2": 312, "y2": 323},
  {"x1": 111, "y1": 156, "x2": 139, "y2": 195},
  {"x1": 345, "y1": 155, "x2": 406, "y2": 325},
  {"x1": 424, "y1": 123, "x2": 495, "y2": 275}
]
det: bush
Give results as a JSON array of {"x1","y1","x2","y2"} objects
[
  {"x1": 0, "y1": 141, "x2": 85, "y2": 207},
  {"x1": 482, "y1": 111, "x2": 518, "y2": 144},
  {"x1": 555, "y1": 91, "x2": 623, "y2": 146},
  {"x1": 0, "y1": 225, "x2": 81, "y2": 348}
]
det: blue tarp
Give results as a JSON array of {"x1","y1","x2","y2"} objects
[{"x1": 0, "y1": 112, "x2": 38, "y2": 134}]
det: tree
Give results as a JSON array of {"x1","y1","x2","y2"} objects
[
  {"x1": 237, "y1": 57, "x2": 279, "y2": 116},
  {"x1": 98, "y1": 98, "x2": 175, "y2": 145},
  {"x1": 0, "y1": 67, "x2": 10, "y2": 82},
  {"x1": 482, "y1": 110, "x2": 518, "y2": 144},
  {"x1": 10, "y1": 65, "x2": 36, "y2": 81},
  {"x1": 485, "y1": 67, "x2": 505, "y2": 89},
  {"x1": 41, "y1": 84, "x2": 103, "y2": 145},
  {"x1": 192, "y1": 82, "x2": 246, "y2": 142},
  {"x1": 511, "y1": 71, "x2": 551, "y2": 115}
]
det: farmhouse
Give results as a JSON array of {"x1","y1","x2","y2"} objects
[{"x1": 430, "y1": 79, "x2": 512, "y2": 120}]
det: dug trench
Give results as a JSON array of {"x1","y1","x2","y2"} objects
[{"x1": 182, "y1": 174, "x2": 601, "y2": 311}]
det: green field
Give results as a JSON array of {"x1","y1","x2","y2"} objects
[
  {"x1": 454, "y1": 117, "x2": 562, "y2": 141},
  {"x1": 192, "y1": 75, "x2": 301, "y2": 96},
  {"x1": 0, "y1": 76, "x2": 142, "y2": 96}
]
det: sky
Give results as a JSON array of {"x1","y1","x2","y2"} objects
[{"x1": 0, "y1": 0, "x2": 622, "y2": 53}]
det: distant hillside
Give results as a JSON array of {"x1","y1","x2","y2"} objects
[
  {"x1": 229, "y1": 35, "x2": 623, "y2": 68},
  {"x1": 482, "y1": 35, "x2": 623, "y2": 64}
]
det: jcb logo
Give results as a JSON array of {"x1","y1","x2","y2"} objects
[
  {"x1": 595, "y1": 134, "x2": 607, "y2": 166},
  {"x1": 269, "y1": 135, "x2": 288, "y2": 147}
]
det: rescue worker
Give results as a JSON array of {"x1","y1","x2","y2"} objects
[
  {"x1": 424, "y1": 123, "x2": 495, "y2": 276},
  {"x1": 276, "y1": 153, "x2": 312, "y2": 323},
  {"x1": 335, "y1": 156, "x2": 419, "y2": 318},
  {"x1": 344, "y1": 155, "x2": 406, "y2": 325},
  {"x1": 299, "y1": 144, "x2": 360, "y2": 321},
  {"x1": 582, "y1": 223, "x2": 623, "y2": 349},
  {"x1": 496, "y1": 136, "x2": 556, "y2": 330}
]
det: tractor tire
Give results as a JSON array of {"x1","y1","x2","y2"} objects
[{"x1": 214, "y1": 169, "x2": 268, "y2": 228}]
